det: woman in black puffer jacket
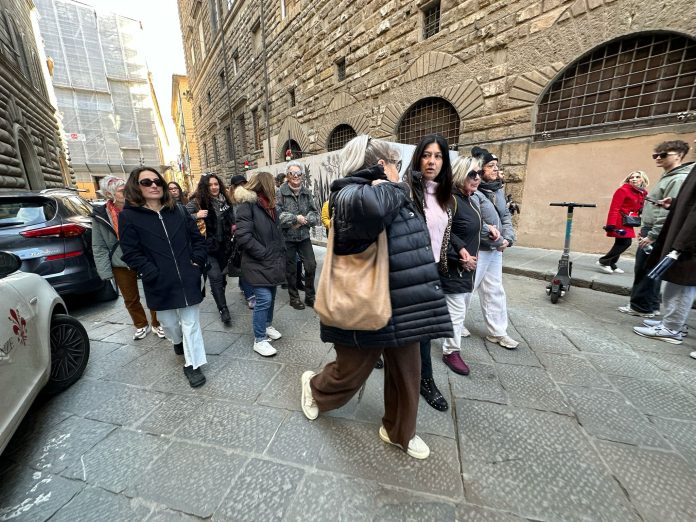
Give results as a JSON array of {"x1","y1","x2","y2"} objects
[{"x1": 300, "y1": 135, "x2": 453, "y2": 460}]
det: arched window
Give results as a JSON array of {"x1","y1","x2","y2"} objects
[
  {"x1": 327, "y1": 124, "x2": 357, "y2": 152},
  {"x1": 281, "y1": 139, "x2": 302, "y2": 161},
  {"x1": 536, "y1": 33, "x2": 696, "y2": 139},
  {"x1": 397, "y1": 97, "x2": 460, "y2": 147}
]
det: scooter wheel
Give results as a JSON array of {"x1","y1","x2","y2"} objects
[{"x1": 550, "y1": 291, "x2": 560, "y2": 304}]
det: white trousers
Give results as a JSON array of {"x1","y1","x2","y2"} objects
[
  {"x1": 465, "y1": 249, "x2": 509, "y2": 337},
  {"x1": 157, "y1": 304, "x2": 207, "y2": 369},
  {"x1": 662, "y1": 282, "x2": 696, "y2": 331},
  {"x1": 442, "y1": 293, "x2": 469, "y2": 354}
]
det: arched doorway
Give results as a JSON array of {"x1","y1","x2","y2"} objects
[
  {"x1": 397, "y1": 97, "x2": 460, "y2": 147},
  {"x1": 280, "y1": 139, "x2": 303, "y2": 161},
  {"x1": 15, "y1": 127, "x2": 45, "y2": 190}
]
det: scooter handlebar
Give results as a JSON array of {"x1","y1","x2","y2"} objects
[{"x1": 549, "y1": 202, "x2": 597, "y2": 208}]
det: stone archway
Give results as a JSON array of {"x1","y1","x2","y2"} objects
[{"x1": 15, "y1": 126, "x2": 44, "y2": 190}]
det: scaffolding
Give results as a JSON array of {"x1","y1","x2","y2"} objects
[{"x1": 35, "y1": 0, "x2": 164, "y2": 177}]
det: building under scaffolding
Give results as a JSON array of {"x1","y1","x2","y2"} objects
[{"x1": 35, "y1": 0, "x2": 168, "y2": 197}]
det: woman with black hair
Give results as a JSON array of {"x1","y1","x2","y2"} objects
[
  {"x1": 167, "y1": 181, "x2": 188, "y2": 205},
  {"x1": 118, "y1": 167, "x2": 208, "y2": 388},
  {"x1": 186, "y1": 173, "x2": 235, "y2": 325},
  {"x1": 405, "y1": 134, "x2": 455, "y2": 412}
]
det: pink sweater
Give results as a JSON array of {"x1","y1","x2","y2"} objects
[{"x1": 424, "y1": 180, "x2": 448, "y2": 262}]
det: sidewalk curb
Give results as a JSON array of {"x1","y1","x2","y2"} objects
[{"x1": 502, "y1": 266, "x2": 631, "y2": 296}]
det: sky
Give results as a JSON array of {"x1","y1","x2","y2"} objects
[{"x1": 84, "y1": 0, "x2": 187, "y2": 162}]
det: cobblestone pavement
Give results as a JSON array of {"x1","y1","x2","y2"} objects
[{"x1": 2, "y1": 248, "x2": 696, "y2": 521}]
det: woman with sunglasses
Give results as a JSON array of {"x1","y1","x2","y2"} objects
[
  {"x1": 405, "y1": 134, "x2": 455, "y2": 411},
  {"x1": 119, "y1": 167, "x2": 209, "y2": 388},
  {"x1": 167, "y1": 181, "x2": 188, "y2": 204},
  {"x1": 596, "y1": 171, "x2": 649, "y2": 274},
  {"x1": 186, "y1": 173, "x2": 235, "y2": 325}
]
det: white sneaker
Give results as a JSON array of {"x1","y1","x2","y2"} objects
[
  {"x1": 152, "y1": 326, "x2": 165, "y2": 339},
  {"x1": 596, "y1": 261, "x2": 613, "y2": 274},
  {"x1": 461, "y1": 327, "x2": 471, "y2": 338},
  {"x1": 265, "y1": 326, "x2": 282, "y2": 340},
  {"x1": 486, "y1": 335, "x2": 519, "y2": 349},
  {"x1": 612, "y1": 267, "x2": 625, "y2": 274},
  {"x1": 253, "y1": 339, "x2": 277, "y2": 357},
  {"x1": 642, "y1": 319, "x2": 688, "y2": 337},
  {"x1": 690, "y1": 351, "x2": 696, "y2": 360},
  {"x1": 133, "y1": 325, "x2": 151, "y2": 340},
  {"x1": 378, "y1": 425, "x2": 430, "y2": 460},
  {"x1": 633, "y1": 325, "x2": 683, "y2": 345},
  {"x1": 301, "y1": 371, "x2": 318, "y2": 420},
  {"x1": 618, "y1": 305, "x2": 655, "y2": 318}
]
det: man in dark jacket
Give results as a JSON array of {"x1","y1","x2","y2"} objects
[
  {"x1": 277, "y1": 161, "x2": 320, "y2": 309},
  {"x1": 633, "y1": 141, "x2": 696, "y2": 347}
]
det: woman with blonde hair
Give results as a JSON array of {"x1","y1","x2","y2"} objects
[
  {"x1": 299, "y1": 134, "x2": 452, "y2": 460},
  {"x1": 597, "y1": 170, "x2": 649, "y2": 274},
  {"x1": 234, "y1": 171, "x2": 286, "y2": 357}
]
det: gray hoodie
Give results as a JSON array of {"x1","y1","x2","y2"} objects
[
  {"x1": 473, "y1": 184, "x2": 516, "y2": 251},
  {"x1": 641, "y1": 162, "x2": 694, "y2": 240}
]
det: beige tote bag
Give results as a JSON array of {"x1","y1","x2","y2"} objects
[{"x1": 315, "y1": 220, "x2": 392, "y2": 330}]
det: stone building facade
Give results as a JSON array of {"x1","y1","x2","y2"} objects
[
  {"x1": 171, "y1": 74, "x2": 203, "y2": 192},
  {"x1": 0, "y1": 0, "x2": 70, "y2": 190},
  {"x1": 177, "y1": 0, "x2": 696, "y2": 251}
]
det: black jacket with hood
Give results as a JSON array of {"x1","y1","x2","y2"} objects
[{"x1": 320, "y1": 165, "x2": 453, "y2": 348}]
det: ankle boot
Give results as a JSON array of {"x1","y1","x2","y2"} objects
[
  {"x1": 219, "y1": 306, "x2": 231, "y2": 325},
  {"x1": 420, "y1": 378, "x2": 448, "y2": 411}
]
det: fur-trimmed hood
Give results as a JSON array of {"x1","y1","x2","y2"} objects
[{"x1": 234, "y1": 185, "x2": 258, "y2": 204}]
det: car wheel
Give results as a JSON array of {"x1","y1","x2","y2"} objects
[{"x1": 45, "y1": 314, "x2": 90, "y2": 394}]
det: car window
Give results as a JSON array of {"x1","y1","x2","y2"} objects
[
  {"x1": 63, "y1": 196, "x2": 93, "y2": 217},
  {"x1": 0, "y1": 200, "x2": 56, "y2": 227}
]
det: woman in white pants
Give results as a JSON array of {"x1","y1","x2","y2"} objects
[
  {"x1": 119, "y1": 167, "x2": 209, "y2": 388},
  {"x1": 466, "y1": 147, "x2": 519, "y2": 349}
]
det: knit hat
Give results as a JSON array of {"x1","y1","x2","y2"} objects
[
  {"x1": 471, "y1": 146, "x2": 498, "y2": 165},
  {"x1": 229, "y1": 175, "x2": 247, "y2": 187}
]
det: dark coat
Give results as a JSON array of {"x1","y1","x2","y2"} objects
[
  {"x1": 233, "y1": 186, "x2": 286, "y2": 286},
  {"x1": 604, "y1": 183, "x2": 646, "y2": 239},
  {"x1": 276, "y1": 183, "x2": 320, "y2": 242},
  {"x1": 118, "y1": 203, "x2": 207, "y2": 311},
  {"x1": 185, "y1": 197, "x2": 235, "y2": 267},
  {"x1": 320, "y1": 166, "x2": 453, "y2": 348},
  {"x1": 440, "y1": 191, "x2": 482, "y2": 294},
  {"x1": 647, "y1": 164, "x2": 696, "y2": 286}
]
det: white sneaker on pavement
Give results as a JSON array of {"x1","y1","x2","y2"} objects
[
  {"x1": 618, "y1": 305, "x2": 655, "y2": 318},
  {"x1": 690, "y1": 351, "x2": 696, "y2": 360},
  {"x1": 265, "y1": 326, "x2": 282, "y2": 340},
  {"x1": 595, "y1": 261, "x2": 613, "y2": 274},
  {"x1": 486, "y1": 335, "x2": 519, "y2": 349},
  {"x1": 133, "y1": 325, "x2": 150, "y2": 340},
  {"x1": 461, "y1": 327, "x2": 471, "y2": 338},
  {"x1": 153, "y1": 326, "x2": 165, "y2": 339},
  {"x1": 301, "y1": 371, "x2": 318, "y2": 420},
  {"x1": 642, "y1": 319, "x2": 688, "y2": 337},
  {"x1": 253, "y1": 339, "x2": 277, "y2": 357},
  {"x1": 378, "y1": 425, "x2": 430, "y2": 459},
  {"x1": 612, "y1": 267, "x2": 625, "y2": 274},
  {"x1": 633, "y1": 324, "x2": 683, "y2": 344}
]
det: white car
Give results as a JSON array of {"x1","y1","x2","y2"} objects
[{"x1": 0, "y1": 251, "x2": 90, "y2": 454}]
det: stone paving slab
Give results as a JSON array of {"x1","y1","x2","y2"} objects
[
  {"x1": 83, "y1": 343, "x2": 153, "y2": 379},
  {"x1": 203, "y1": 357, "x2": 282, "y2": 402},
  {"x1": 514, "y1": 326, "x2": 579, "y2": 354},
  {"x1": 560, "y1": 385, "x2": 669, "y2": 448},
  {"x1": 126, "y1": 441, "x2": 245, "y2": 518},
  {"x1": 586, "y1": 353, "x2": 666, "y2": 380},
  {"x1": 597, "y1": 440, "x2": 696, "y2": 522},
  {"x1": 0, "y1": 465, "x2": 84, "y2": 522},
  {"x1": 648, "y1": 416, "x2": 696, "y2": 467},
  {"x1": 538, "y1": 352, "x2": 611, "y2": 388},
  {"x1": 449, "y1": 362, "x2": 508, "y2": 405},
  {"x1": 61, "y1": 428, "x2": 170, "y2": 493},
  {"x1": 50, "y1": 486, "x2": 152, "y2": 521},
  {"x1": 610, "y1": 375, "x2": 696, "y2": 420},
  {"x1": 484, "y1": 338, "x2": 541, "y2": 367},
  {"x1": 495, "y1": 365, "x2": 570, "y2": 414},
  {"x1": 563, "y1": 327, "x2": 636, "y2": 356}
]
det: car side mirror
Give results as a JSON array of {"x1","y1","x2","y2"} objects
[{"x1": 0, "y1": 251, "x2": 21, "y2": 279}]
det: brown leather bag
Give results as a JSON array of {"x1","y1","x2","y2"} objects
[
  {"x1": 315, "y1": 220, "x2": 392, "y2": 330},
  {"x1": 196, "y1": 218, "x2": 207, "y2": 237}
]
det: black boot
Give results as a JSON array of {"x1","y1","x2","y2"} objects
[
  {"x1": 219, "y1": 306, "x2": 231, "y2": 325},
  {"x1": 183, "y1": 366, "x2": 206, "y2": 388},
  {"x1": 173, "y1": 342, "x2": 184, "y2": 355},
  {"x1": 374, "y1": 357, "x2": 384, "y2": 369},
  {"x1": 289, "y1": 298, "x2": 305, "y2": 310},
  {"x1": 420, "y1": 378, "x2": 448, "y2": 411}
]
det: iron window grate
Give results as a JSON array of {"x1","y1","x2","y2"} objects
[
  {"x1": 336, "y1": 58, "x2": 346, "y2": 82},
  {"x1": 423, "y1": 2, "x2": 441, "y2": 40},
  {"x1": 398, "y1": 97, "x2": 460, "y2": 147},
  {"x1": 327, "y1": 124, "x2": 357, "y2": 151},
  {"x1": 536, "y1": 33, "x2": 696, "y2": 139}
]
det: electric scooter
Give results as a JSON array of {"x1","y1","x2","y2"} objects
[{"x1": 546, "y1": 202, "x2": 596, "y2": 303}]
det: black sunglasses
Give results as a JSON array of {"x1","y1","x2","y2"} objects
[
  {"x1": 139, "y1": 178, "x2": 164, "y2": 187},
  {"x1": 652, "y1": 152, "x2": 677, "y2": 160},
  {"x1": 467, "y1": 170, "x2": 482, "y2": 178}
]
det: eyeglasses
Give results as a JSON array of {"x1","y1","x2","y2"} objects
[
  {"x1": 139, "y1": 178, "x2": 164, "y2": 187},
  {"x1": 287, "y1": 171, "x2": 303, "y2": 178},
  {"x1": 652, "y1": 152, "x2": 678, "y2": 159},
  {"x1": 467, "y1": 170, "x2": 482, "y2": 178}
]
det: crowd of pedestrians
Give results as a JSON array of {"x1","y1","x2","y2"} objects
[{"x1": 99, "y1": 132, "x2": 696, "y2": 458}]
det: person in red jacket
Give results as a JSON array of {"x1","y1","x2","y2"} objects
[{"x1": 597, "y1": 171, "x2": 649, "y2": 273}]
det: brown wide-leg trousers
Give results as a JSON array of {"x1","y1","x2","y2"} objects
[
  {"x1": 112, "y1": 267, "x2": 159, "y2": 329},
  {"x1": 310, "y1": 342, "x2": 420, "y2": 450}
]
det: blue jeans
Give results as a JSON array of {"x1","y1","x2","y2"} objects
[
  {"x1": 252, "y1": 286, "x2": 276, "y2": 341},
  {"x1": 239, "y1": 277, "x2": 254, "y2": 300}
]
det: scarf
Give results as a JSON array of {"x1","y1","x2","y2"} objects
[
  {"x1": 257, "y1": 192, "x2": 276, "y2": 221},
  {"x1": 478, "y1": 179, "x2": 503, "y2": 193},
  {"x1": 106, "y1": 200, "x2": 122, "y2": 239}
]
